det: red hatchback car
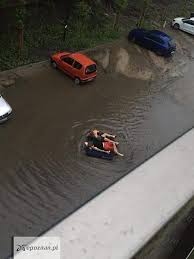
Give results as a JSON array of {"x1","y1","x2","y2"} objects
[{"x1": 50, "y1": 52, "x2": 97, "y2": 84}]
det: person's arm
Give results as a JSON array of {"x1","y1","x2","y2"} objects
[
  {"x1": 103, "y1": 137, "x2": 118, "y2": 144},
  {"x1": 92, "y1": 146, "x2": 110, "y2": 154},
  {"x1": 101, "y1": 133, "x2": 116, "y2": 139}
]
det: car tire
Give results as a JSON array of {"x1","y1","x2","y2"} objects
[
  {"x1": 129, "y1": 35, "x2": 136, "y2": 43},
  {"x1": 74, "y1": 77, "x2": 81, "y2": 85},
  {"x1": 132, "y1": 36, "x2": 136, "y2": 43},
  {"x1": 173, "y1": 23, "x2": 180, "y2": 30},
  {"x1": 51, "y1": 60, "x2": 57, "y2": 69},
  {"x1": 128, "y1": 34, "x2": 135, "y2": 42}
]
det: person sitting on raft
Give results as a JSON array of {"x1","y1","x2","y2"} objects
[
  {"x1": 85, "y1": 129, "x2": 124, "y2": 157},
  {"x1": 88, "y1": 129, "x2": 117, "y2": 143}
]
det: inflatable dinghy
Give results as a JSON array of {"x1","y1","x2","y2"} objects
[
  {"x1": 85, "y1": 145, "x2": 114, "y2": 160},
  {"x1": 84, "y1": 131, "x2": 116, "y2": 160}
]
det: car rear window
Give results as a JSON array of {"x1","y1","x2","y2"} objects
[
  {"x1": 85, "y1": 64, "x2": 96, "y2": 74},
  {"x1": 149, "y1": 34, "x2": 164, "y2": 44}
]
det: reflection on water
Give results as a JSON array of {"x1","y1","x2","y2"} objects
[{"x1": 0, "y1": 65, "x2": 194, "y2": 258}]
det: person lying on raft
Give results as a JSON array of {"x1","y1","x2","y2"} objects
[
  {"x1": 85, "y1": 138, "x2": 124, "y2": 157},
  {"x1": 88, "y1": 129, "x2": 118, "y2": 144}
]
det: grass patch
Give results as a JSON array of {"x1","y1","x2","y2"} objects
[{"x1": 0, "y1": 20, "x2": 121, "y2": 71}]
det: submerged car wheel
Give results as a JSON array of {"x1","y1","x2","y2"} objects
[
  {"x1": 173, "y1": 23, "x2": 180, "y2": 30},
  {"x1": 74, "y1": 77, "x2": 81, "y2": 85}
]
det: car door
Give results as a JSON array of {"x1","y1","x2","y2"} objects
[
  {"x1": 182, "y1": 20, "x2": 194, "y2": 34},
  {"x1": 189, "y1": 20, "x2": 194, "y2": 35},
  {"x1": 134, "y1": 30, "x2": 147, "y2": 46},
  {"x1": 59, "y1": 56, "x2": 75, "y2": 77},
  {"x1": 142, "y1": 33, "x2": 157, "y2": 50},
  {"x1": 72, "y1": 60, "x2": 83, "y2": 78}
]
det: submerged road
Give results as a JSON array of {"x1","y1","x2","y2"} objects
[{"x1": 1, "y1": 60, "x2": 194, "y2": 258}]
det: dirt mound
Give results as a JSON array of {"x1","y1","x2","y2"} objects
[
  {"x1": 84, "y1": 28, "x2": 194, "y2": 82},
  {"x1": 1, "y1": 26, "x2": 193, "y2": 90}
]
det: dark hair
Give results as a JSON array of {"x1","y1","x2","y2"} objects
[
  {"x1": 87, "y1": 141, "x2": 94, "y2": 148},
  {"x1": 86, "y1": 131, "x2": 95, "y2": 141}
]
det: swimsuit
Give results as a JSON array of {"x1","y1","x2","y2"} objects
[
  {"x1": 103, "y1": 141, "x2": 114, "y2": 152},
  {"x1": 92, "y1": 136, "x2": 104, "y2": 149}
]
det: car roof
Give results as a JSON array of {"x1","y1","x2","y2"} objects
[
  {"x1": 70, "y1": 53, "x2": 95, "y2": 66},
  {"x1": 149, "y1": 30, "x2": 170, "y2": 38}
]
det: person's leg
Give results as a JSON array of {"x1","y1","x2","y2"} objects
[
  {"x1": 103, "y1": 137, "x2": 119, "y2": 145},
  {"x1": 101, "y1": 133, "x2": 116, "y2": 139},
  {"x1": 113, "y1": 143, "x2": 124, "y2": 157}
]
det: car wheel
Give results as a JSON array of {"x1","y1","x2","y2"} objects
[
  {"x1": 132, "y1": 37, "x2": 136, "y2": 43},
  {"x1": 74, "y1": 77, "x2": 81, "y2": 85},
  {"x1": 130, "y1": 35, "x2": 136, "y2": 43},
  {"x1": 51, "y1": 61, "x2": 57, "y2": 69},
  {"x1": 128, "y1": 34, "x2": 135, "y2": 42},
  {"x1": 173, "y1": 23, "x2": 180, "y2": 30}
]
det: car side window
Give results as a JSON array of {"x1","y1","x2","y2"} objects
[
  {"x1": 155, "y1": 37, "x2": 164, "y2": 44},
  {"x1": 145, "y1": 34, "x2": 155, "y2": 40},
  {"x1": 147, "y1": 34, "x2": 163, "y2": 44},
  {"x1": 62, "y1": 57, "x2": 74, "y2": 66},
  {"x1": 183, "y1": 20, "x2": 193, "y2": 25},
  {"x1": 73, "y1": 61, "x2": 82, "y2": 70}
]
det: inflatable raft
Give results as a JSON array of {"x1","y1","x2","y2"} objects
[
  {"x1": 84, "y1": 132, "x2": 115, "y2": 160},
  {"x1": 84, "y1": 145, "x2": 114, "y2": 160}
]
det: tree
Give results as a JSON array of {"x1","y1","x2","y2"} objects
[
  {"x1": 89, "y1": 0, "x2": 108, "y2": 29},
  {"x1": 68, "y1": 0, "x2": 92, "y2": 33},
  {"x1": 160, "y1": 0, "x2": 169, "y2": 28},
  {"x1": 182, "y1": 0, "x2": 189, "y2": 16},
  {"x1": 104, "y1": 0, "x2": 114, "y2": 11},
  {"x1": 55, "y1": 0, "x2": 91, "y2": 41},
  {"x1": 112, "y1": 0, "x2": 128, "y2": 29},
  {"x1": 15, "y1": 0, "x2": 26, "y2": 55},
  {"x1": 137, "y1": 0, "x2": 152, "y2": 28},
  {"x1": 70, "y1": 0, "x2": 92, "y2": 26},
  {"x1": 0, "y1": 0, "x2": 7, "y2": 8}
]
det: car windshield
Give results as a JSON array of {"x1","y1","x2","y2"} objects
[{"x1": 85, "y1": 64, "x2": 96, "y2": 74}]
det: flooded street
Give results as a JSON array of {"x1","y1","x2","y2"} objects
[{"x1": 1, "y1": 59, "x2": 194, "y2": 258}]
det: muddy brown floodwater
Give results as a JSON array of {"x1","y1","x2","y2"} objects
[{"x1": 0, "y1": 60, "x2": 194, "y2": 258}]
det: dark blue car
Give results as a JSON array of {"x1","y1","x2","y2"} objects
[{"x1": 128, "y1": 28, "x2": 176, "y2": 57}]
